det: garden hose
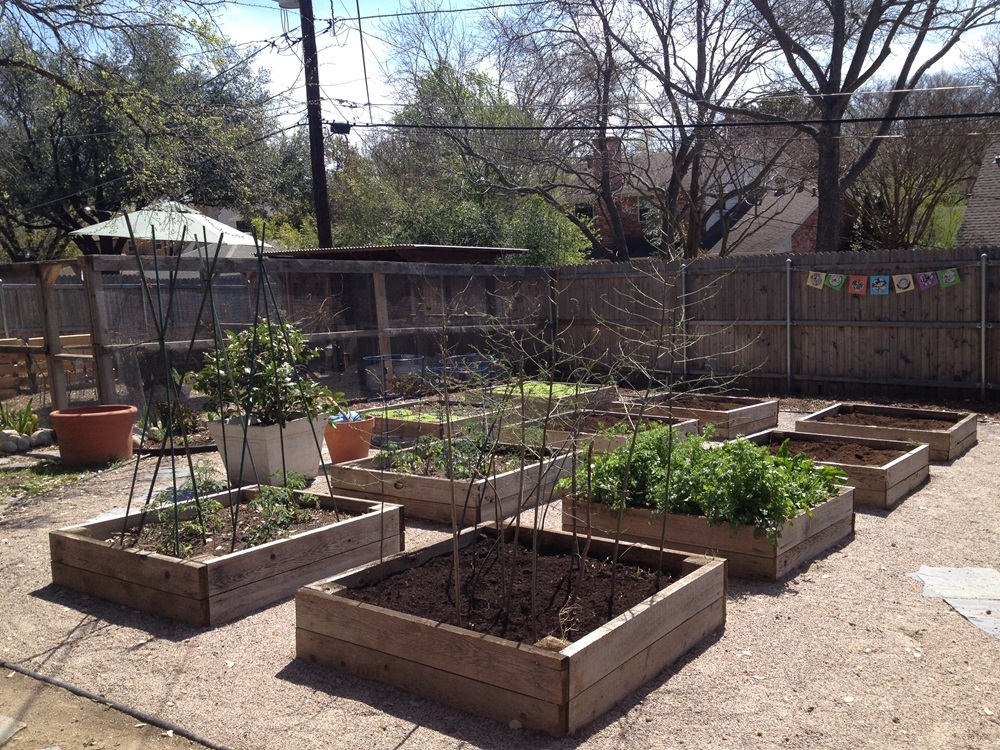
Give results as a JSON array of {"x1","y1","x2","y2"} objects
[{"x1": 0, "y1": 658, "x2": 233, "y2": 750}]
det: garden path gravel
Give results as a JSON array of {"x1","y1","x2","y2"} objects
[{"x1": 1, "y1": 405, "x2": 999, "y2": 749}]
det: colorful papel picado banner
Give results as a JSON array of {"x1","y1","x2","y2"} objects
[{"x1": 806, "y1": 268, "x2": 960, "y2": 294}]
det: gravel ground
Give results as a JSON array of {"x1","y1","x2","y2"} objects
[{"x1": 2, "y1": 405, "x2": 1000, "y2": 750}]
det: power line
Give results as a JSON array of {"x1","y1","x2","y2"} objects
[
  {"x1": 347, "y1": 109, "x2": 1000, "y2": 132},
  {"x1": 229, "y1": 0, "x2": 548, "y2": 22}
]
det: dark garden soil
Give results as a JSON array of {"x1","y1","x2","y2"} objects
[
  {"x1": 347, "y1": 535, "x2": 670, "y2": 644},
  {"x1": 769, "y1": 438, "x2": 907, "y2": 465},
  {"x1": 549, "y1": 413, "x2": 678, "y2": 434},
  {"x1": 140, "y1": 426, "x2": 216, "y2": 453},
  {"x1": 666, "y1": 396, "x2": 757, "y2": 411},
  {"x1": 373, "y1": 445, "x2": 547, "y2": 479},
  {"x1": 818, "y1": 411, "x2": 956, "y2": 430},
  {"x1": 110, "y1": 502, "x2": 357, "y2": 559}
]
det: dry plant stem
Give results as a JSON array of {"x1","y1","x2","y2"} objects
[
  {"x1": 433, "y1": 315, "x2": 463, "y2": 628},
  {"x1": 606, "y1": 264, "x2": 681, "y2": 616},
  {"x1": 567, "y1": 444, "x2": 594, "y2": 617},
  {"x1": 529, "y1": 376, "x2": 559, "y2": 644},
  {"x1": 655, "y1": 402, "x2": 676, "y2": 589}
]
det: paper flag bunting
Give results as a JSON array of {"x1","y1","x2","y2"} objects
[
  {"x1": 869, "y1": 275, "x2": 890, "y2": 295},
  {"x1": 938, "y1": 268, "x2": 961, "y2": 287},
  {"x1": 806, "y1": 268, "x2": 960, "y2": 293},
  {"x1": 892, "y1": 274, "x2": 915, "y2": 293},
  {"x1": 807, "y1": 271, "x2": 826, "y2": 289},
  {"x1": 826, "y1": 273, "x2": 847, "y2": 291}
]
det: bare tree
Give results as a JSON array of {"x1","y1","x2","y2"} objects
[
  {"x1": 962, "y1": 27, "x2": 1000, "y2": 106},
  {"x1": 729, "y1": 0, "x2": 1000, "y2": 252},
  {"x1": 846, "y1": 74, "x2": 992, "y2": 249}
]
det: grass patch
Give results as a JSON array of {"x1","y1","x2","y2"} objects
[{"x1": 0, "y1": 460, "x2": 89, "y2": 500}]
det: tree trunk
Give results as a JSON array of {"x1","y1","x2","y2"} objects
[{"x1": 814, "y1": 122, "x2": 843, "y2": 253}]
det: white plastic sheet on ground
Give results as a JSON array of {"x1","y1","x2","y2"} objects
[{"x1": 910, "y1": 566, "x2": 1000, "y2": 638}]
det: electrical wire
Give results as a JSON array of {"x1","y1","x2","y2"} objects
[
  {"x1": 346, "y1": 109, "x2": 1000, "y2": 132},
  {"x1": 354, "y1": 0, "x2": 375, "y2": 123}
]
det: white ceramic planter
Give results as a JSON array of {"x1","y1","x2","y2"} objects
[{"x1": 208, "y1": 416, "x2": 326, "y2": 486}]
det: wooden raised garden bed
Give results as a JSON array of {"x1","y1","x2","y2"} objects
[
  {"x1": 323, "y1": 446, "x2": 575, "y2": 525},
  {"x1": 617, "y1": 395, "x2": 778, "y2": 439},
  {"x1": 295, "y1": 525, "x2": 726, "y2": 737},
  {"x1": 488, "y1": 380, "x2": 616, "y2": 417},
  {"x1": 362, "y1": 398, "x2": 499, "y2": 441},
  {"x1": 743, "y1": 429, "x2": 930, "y2": 510},
  {"x1": 501, "y1": 410, "x2": 699, "y2": 453},
  {"x1": 49, "y1": 490, "x2": 404, "y2": 627},
  {"x1": 561, "y1": 487, "x2": 854, "y2": 580},
  {"x1": 795, "y1": 403, "x2": 977, "y2": 461}
]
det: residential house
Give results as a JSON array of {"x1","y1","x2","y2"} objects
[
  {"x1": 569, "y1": 139, "x2": 831, "y2": 258},
  {"x1": 954, "y1": 141, "x2": 1000, "y2": 247}
]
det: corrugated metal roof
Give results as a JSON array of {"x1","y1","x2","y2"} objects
[{"x1": 264, "y1": 244, "x2": 526, "y2": 263}]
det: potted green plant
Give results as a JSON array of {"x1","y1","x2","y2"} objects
[{"x1": 190, "y1": 319, "x2": 342, "y2": 486}]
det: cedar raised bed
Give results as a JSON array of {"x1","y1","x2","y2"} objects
[
  {"x1": 561, "y1": 487, "x2": 854, "y2": 580},
  {"x1": 795, "y1": 403, "x2": 977, "y2": 461},
  {"x1": 488, "y1": 381, "x2": 616, "y2": 417},
  {"x1": 363, "y1": 398, "x2": 500, "y2": 441},
  {"x1": 617, "y1": 395, "x2": 779, "y2": 439},
  {"x1": 322, "y1": 446, "x2": 575, "y2": 525},
  {"x1": 49, "y1": 490, "x2": 404, "y2": 627},
  {"x1": 295, "y1": 525, "x2": 726, "y2": 736},
  {"x1": 502, "y1": 410, "x2": 699, "y2": 453},
  {"x1": 743, "y1": 429, "x2": 929, "y2": 509}
]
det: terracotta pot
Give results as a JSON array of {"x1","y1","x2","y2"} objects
[
  {"x1": 324, "y1": 416, "x2": 375, "y2": 463},
  {"x1": 51, "y1": 405, "x2": 138, "y2": 467}
]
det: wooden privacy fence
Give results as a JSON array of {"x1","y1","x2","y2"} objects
[
  {"x1": 3, "y1": 246, "x2": 999, "y2": 409},
  {"x1": 554, "y1": 246, "x2": 1000, "y2": 399},
  {"x1": 0, "y1": 255, "x2": 550, "y2": 409}
]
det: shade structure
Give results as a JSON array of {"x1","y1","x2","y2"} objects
[{"x1": 70, "y1": 200, "x2": 271, "y2": 256}]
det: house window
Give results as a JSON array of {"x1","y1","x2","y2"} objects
[
  {"x1": 638, "y1": 199, "x2": 656, "y2": 224},
  {"x1": 574, "y1": 202, "x2": 595, "y2": 220}
]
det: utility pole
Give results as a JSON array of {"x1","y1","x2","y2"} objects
[{"x1": 286, "y1": 0, "x2": 332, "y2": 248}]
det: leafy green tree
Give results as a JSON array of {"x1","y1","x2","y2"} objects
[
  {"x1": 326, "y1": 62, "x2": 591, "y2": 264},
  {"x1": 0, "y1": 23, "x2": 279, "y2": 259},
  {"x1": 504, "y1": 196, "x2": 590, "y2": 265}
]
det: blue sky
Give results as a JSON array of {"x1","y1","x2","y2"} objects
[{"x1": 218, "y1": 0, "x2": 398, "y2": 129}]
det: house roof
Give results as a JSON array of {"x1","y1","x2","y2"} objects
[
  {"x1": 955, "y1": 141, "x2": 1000, "y2": 247},
  {"x1": 264, "y1": 244, "x2": 526, "y2": 263},
  {"x1": 703, "y1": 184, "x2": 818, "y2": 256}
]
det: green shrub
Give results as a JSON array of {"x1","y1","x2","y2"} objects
[{"x1": 190, "y1": 319, "x2": 344, "y2": 427}]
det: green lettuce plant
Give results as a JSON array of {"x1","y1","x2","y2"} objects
[{"x1": 565, "y1": 427, "x2": 847, "y2": 545}]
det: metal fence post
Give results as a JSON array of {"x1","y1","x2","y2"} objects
[
  {"x1": 0, "y1": 278, "x2": 8, "y2": 339},
  {"x1": 680, "y1": 262, "x2": 688, "y2": 381},
  {"x1": 786, "y1": 258, "x2": 793, "y2": 393},
  {"x1": 981, "y1": 253, "x2": 988, "y2": 400}
]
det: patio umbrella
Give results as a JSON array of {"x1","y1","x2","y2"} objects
[{"x1": 70, "y1": 200, "x2": 271, "y2": 256}]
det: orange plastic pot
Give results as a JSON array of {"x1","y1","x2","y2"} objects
[
  {"x1": 324, "y1": 416, "x2": 375, "y2": 463},
  {"x1": 51, "y1": 404, "x2": 137, "y2": 467}
]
